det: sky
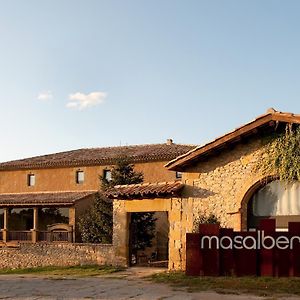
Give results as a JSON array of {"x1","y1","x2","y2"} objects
[{"x1": 1, "y1": 0, "x2": 300, "y2": 162}]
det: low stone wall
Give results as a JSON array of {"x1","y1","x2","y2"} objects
[{"x1": 0, "y1": 243, "x2": 114, "y2": 269}]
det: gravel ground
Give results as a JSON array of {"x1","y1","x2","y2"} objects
[{"x1": 0, "y1": 268, "x2": 299, "y2": 300}]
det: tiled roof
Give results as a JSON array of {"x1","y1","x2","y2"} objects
[
  {"x1": 105, "y1": 181, "x2": 184, "y2": 199},
  {"x1": 0, "y1": 191, "x2": 97, "y2": 207},
  {"x1": 166, "y1": 108, "x2": 300, "y2": 171},
  {"x1": 0, "y1": 143, "x2": 194, "y2": 171}
]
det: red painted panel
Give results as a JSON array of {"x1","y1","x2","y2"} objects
[
  {"x1": 186, "y1": 233, "x2": 201, "y2": 276},
  {"x1": 199, "y1": 224, "x2": 220, "y2": 276},
  {"x1": 289, "y1": 222, "x2": 300, "y2": 276},
  {"x1": 219, "y1": 228, "x2": 234, "y2": 276},
  {"x1": 273, "y1": 232, "x2": 290, "y2": 277},
  {"x1": 234, "y1": 231, "x2": 257, "y2": 276},
  {"x1": 260, "y1": 219, "x2": 275, "y2": 231},
  {"x1": 259, "y1": 219, "x2": 275, "y2": 276},
  {"x1": 185, "y1": 220, "x2": 300, "y2": 277}
]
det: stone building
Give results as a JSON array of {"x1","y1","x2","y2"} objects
[
  {"x1": 1, "y1": 108, "x2": 300, "y2": 271},
  {"x1": 109, "y1": 109, "x2": 300, "y2": 270},
  {"x1": 0, "y1": 141, "x2": 193, "y2": 244}
]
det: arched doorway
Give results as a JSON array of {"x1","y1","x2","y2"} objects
[{"x1": 247, "y1": 179, "x2": 300, "y2": 230}]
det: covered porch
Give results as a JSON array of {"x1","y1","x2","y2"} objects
[{"x1": 0, "y1": 191, "x2": 97, "y2": 244}]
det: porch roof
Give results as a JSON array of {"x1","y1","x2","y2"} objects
[
  {"x1": 0, "y1": 191, "x2": 97, "y2": 207},
  {"x1": 105, "y1": 181, "x2": 183, "y2": 199}
]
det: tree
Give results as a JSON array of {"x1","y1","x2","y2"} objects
[
  {"x1": 130, "y1": 212, "x2": 156, "y2": 251},
  {"x1": 79, "y1": 156, "x2": 156, "y2": 248},
  {"x1": 78, "y1": 193, "x2": 113, "y2": 243},
  {"x1": 101, "y1": 157, "x2": 144, "y2": 189},
  {"x1": 101, "y1": 157, "x2": 156, "y2": 252}
]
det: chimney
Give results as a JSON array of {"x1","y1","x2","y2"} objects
[
  {"x1": 267, "y1": 107, "x2": 277, "y2": 114},
  {"x1": 166, "y1": 138, "x2": 173, "y2": 145}
]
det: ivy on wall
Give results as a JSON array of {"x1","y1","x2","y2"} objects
[{"x1": 258, "y1": 124, "x2": 300, "y2": 182}]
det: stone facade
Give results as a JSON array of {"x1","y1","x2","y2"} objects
[
  {"x1": 0, "y1": 243, "x2": 114, "y2": 269},
  {"x1": 0, "y1": 143, "x2": 193, "y2": 270},
  {"x1": 0, "y1": 131, "x2": 279, "y2": 271},
  {"x1": 2, "y1": 136, "x2": 269, "y2": 272},
  {"x1": 183, "y1": 136, "x2": 271, "y2": 231},
  {"x1": 111, "y1": 137, "x2": 271, "y2": 271}
]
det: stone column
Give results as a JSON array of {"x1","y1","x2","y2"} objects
[
  {"x1": 113, "y1": 200, "x2": 129, "y2": 267},
  {"x1": 2, "y1": 208, "x2": 8, "y2": 243},
  {"x1": 169, "y1": 198, "x2": 184, "y2": 271},
  {"x1": 31, "y1": 207, "x2": 38, "y2": 243},
  {"x1": 69, "y1": 207, "x2": 75, "y2": 242}
]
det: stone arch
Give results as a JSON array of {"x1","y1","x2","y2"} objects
[{"x1": 237, "y1": 174, "x2": 277, "y2": 230}]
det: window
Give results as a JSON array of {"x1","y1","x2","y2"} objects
[
  {"x1": 248, "y1": 180, "x2": 300, "y2": 230},
  {"x1": 103, "y1": 170, "x2": 112, "y2": 182},
  {"x1": 76, "y1": 170, "x2": 84, "y2": 184},
  {"x1": 251, "y1": 180, "x2": 300, "y2": 216},
  {"x1": 176, "y1": 171, "x2": 182, "y2": 179},
  {"x1": 27, "y1": 174, "x2": 35, "y2": 186}
]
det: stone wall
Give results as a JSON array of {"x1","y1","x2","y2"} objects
[
  {"x1": 168, "y1": 197, "x2": 193, "y2": 270},
  {"x1": 183, "y1": 136, "x2": 272, "y2": 231},
  {"x1": 0, "y1": 243, "x2": 114, "y2": 269}
]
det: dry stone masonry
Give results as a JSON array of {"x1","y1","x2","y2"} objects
[{"x1": 0, "y1": 243, "x2": 114, "y2": 269}]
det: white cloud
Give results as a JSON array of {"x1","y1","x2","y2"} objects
[
  {"x1": 37, "y1": 91, "x2": 53, "y2": 101},
  {"x1": 66, "y1": 91, "x2": 107, "y2": 110}
]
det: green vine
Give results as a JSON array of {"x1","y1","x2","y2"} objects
[{"x1": 258, "y1": 124, "x2": 300, "y2": 182}]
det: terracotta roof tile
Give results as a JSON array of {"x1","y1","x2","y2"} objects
[
  {"x1": 105, "y1": 181, "x2": 183, "y2": 199},
  {"x1": 166, "y1": 109, "x2": 300, "y2": 171},
  {"x1": 0, "y1": 191, "x2": 97, "y2": 207},
  {"x1": 0, "y1": 143, "x2": 194, "y2": 171}
]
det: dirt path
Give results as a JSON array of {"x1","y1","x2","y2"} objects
[{"x1": 0, "y1": 268, "x2": 298, "y2": 300}]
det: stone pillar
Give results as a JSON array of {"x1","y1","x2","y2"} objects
[
  {"x1": 2, "y1": 208, "x2": 8, "y2": 243},
  {"x1": 169, "y1": 198, "x2": 184, "y2": 271},
  {"x1": 113, "y1": 200, "x2": 129, "y2": 267},
  {"x1": 31, "y1": 207, "x2": 38, "y2": 243},
  {"x1": 69, "y1": 207, "x2": 75, "y2": 242}
]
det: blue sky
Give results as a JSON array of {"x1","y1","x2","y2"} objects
[{"x1": 1, "y1": 0, "x2": 300, "y2": 162}]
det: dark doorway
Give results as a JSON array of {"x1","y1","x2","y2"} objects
[{"x1": 129, "y1": 211, "x2": 169, "y2": 268}]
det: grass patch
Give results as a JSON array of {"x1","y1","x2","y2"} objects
[
  {"x1": 150, "y1": 272, "x2": 300, "y2": 297},
  {"x1": 0, "y1": 265, "x2": 124, "y2": 277}
]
